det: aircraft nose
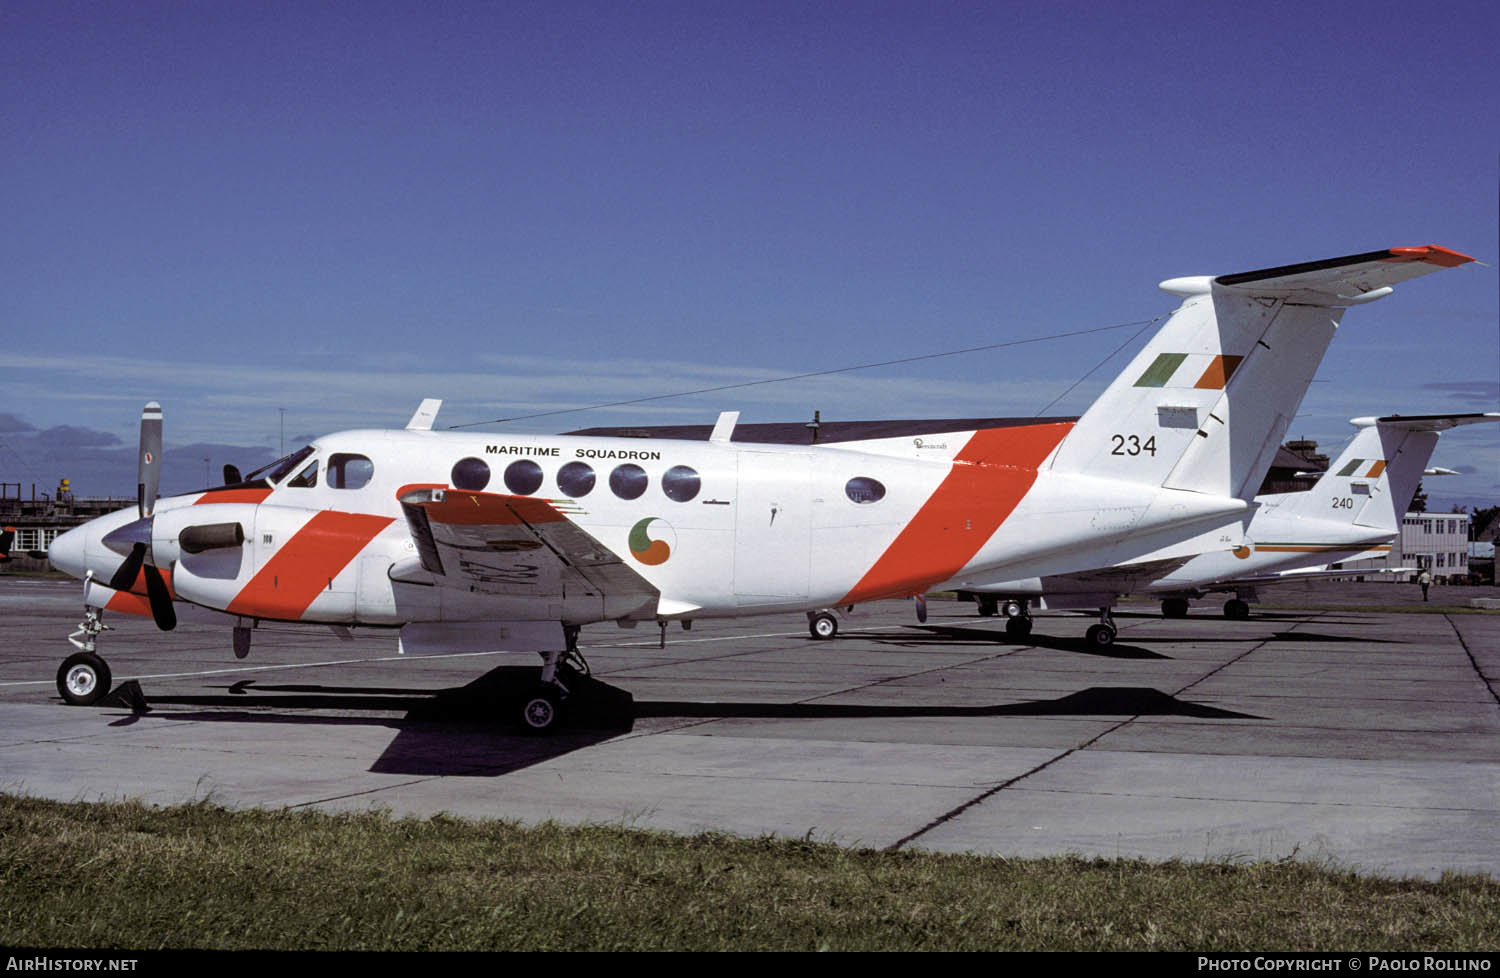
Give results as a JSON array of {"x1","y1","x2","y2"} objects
[{"x1": 48, "y1": 524, "x2": 88, "y2": 579}]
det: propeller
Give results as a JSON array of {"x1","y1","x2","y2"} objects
[
  {"x1": 138, "y1": 401, "x2": 162, "y2": 518},
  {"x1": 103, "y1": 402, "x2": 176, "y2": 630}
]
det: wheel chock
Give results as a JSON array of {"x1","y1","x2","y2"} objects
[{"x1": 98, "y1": 680, "x2": 151, "y2": 713}]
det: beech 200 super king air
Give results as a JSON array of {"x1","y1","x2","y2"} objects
[
  {"x1": 958, "y1": 410, "x2": 1499, "y2": 636},
  {"x1": 46, "y1": 245, "x2": 1473, "y2": 731}
]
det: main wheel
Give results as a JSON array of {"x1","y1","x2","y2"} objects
[
  {"x1": 1085, "y1": 624, "x2": 1116, "y2": 648},
  {"x1": 517, "y1": 686, "x2": 565, "y2": 735},
  {"x1": 1002, "y1": 600, "x2": 1024, "y2": 619},
  {"x1": 808, "y1": 612, "x2": 838, "y2": 640},
  {"x1": 1161, "y1": 598, "x2": 1190, "y2": 619},
  {"x1": 976, "y1": 595, "x2": 999, "y2": 617},
  {"x1": 1224, "y1": 599, "x2": 1251, "y2": 620},
  {"x1": 1004, "y1": 615, "x2": 1033, "y2": 640},
  {"x1": 57, "y1": 652, "x2": 112, "y2": 706}
]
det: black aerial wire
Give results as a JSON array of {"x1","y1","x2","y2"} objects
[
  {"x1": 1034, "y1": 316, "x2": 1161, "y2": 416},
  {"x1": 446, "y1": 316, "x2": 1166, "y2": 430}
]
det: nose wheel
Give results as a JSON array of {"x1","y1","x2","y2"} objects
[
  {"x1": 59, "y1": 605, "x2": 115, "y2": 705},
  {"x1": 58, "y1": 651, "x2": 112, "y2": 706}
]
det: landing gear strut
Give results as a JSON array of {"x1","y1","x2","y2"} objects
[
  {"x1": 60, "y1": 605, "x2": 114, "y2": 705},
  {"x1": 517, "y1": 627, "x2": 586, "y2": 734},
  {"x1": 1085, "y1": 607, "x2": 1116, "y2": 648}
]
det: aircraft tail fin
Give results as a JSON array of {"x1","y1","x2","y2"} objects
[
  {"x1": 1046, "y1": 246, "x2": 1474, "y2": 499},
  {"x1": 1279, "y1": 412, "x2": 1500, "y2": 532}
]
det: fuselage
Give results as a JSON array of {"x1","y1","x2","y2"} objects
[{"x1": 50, "y1": 421, "x2": 1250, "y2": 629}]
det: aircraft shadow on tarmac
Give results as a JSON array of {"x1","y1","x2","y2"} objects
[
  {"x1": 93, "y1": 667, "x2": 1258, "y2": 778},
  {"x1": 857, "y1": 624, "x2": 1172, "y2": 659}
]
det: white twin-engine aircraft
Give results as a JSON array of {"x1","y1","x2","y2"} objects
[{"x1": 46, "y1": 245, "x2": 1473, "y2": 731}]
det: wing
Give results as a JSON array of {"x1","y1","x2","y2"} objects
[
  {"x1": 1190, "y1": 562, "x2": 1408, "y2": 594},
  {"x1": 398, "y1": 487, "x2": 659, "y2": 609}
]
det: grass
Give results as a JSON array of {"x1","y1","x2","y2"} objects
[{"x1": 1, "y1": 794, "x2": 1496, "y2": 951}]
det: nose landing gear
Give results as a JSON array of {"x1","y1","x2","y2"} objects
[{"x1": 59, "y1": 606, "x2": 114, "y2": 706}]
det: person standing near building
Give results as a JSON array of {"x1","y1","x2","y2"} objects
[{"x1": 1418, "y1": 567, "x2": 1433, "y2": 601}]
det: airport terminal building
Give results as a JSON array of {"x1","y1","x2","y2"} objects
[{"x1": 1339, "y1": 512, "x2": 1473, "y2": 583}]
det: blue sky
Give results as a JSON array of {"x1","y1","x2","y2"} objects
[{"x1": 3, "y1": 0, "x2": 1497, "y2": 508}]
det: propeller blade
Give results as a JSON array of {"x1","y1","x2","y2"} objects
[
  {"x1": 138, "y1": 402, "x2": 162, "y2": 518},
  {"x1": 914, "y1": 593, "x2": 928, "y2": 624},
  {"x1": 144, "y1": 563, "x2": 176, "y2": 631},
  {"x1": 108, "y1": 542, "x2": 147, "y2": 592}
]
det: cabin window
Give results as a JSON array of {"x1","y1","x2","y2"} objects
[
  {"x1": 328, "y1": 453, "x2": 374, "y2": 490},
  {"x1": 247, "y1": 445, "x2": 315, "y2": 486},
  {"x1": 504, "y1": 459, "x2": 544, "y2": 495},
  {"x1": 845, "y1": 476, "x2": 886, "y2": 504},
  {"x1": 557, "y1": 461, "x2": 596, "y2": 498},
  {"x1": 661, "y1": 465, "x2": 701, "y2": 502},
  {"x1": 609, "y1": 463, "x2": 648, "y2": 500},
  {"x1": 451, "y1": 457, "x2": 491, "y2": 491},
  {"x1": 287, "y1": 459, "x2": 319, "y2": 488}
]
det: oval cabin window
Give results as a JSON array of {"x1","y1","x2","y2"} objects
[
  {"x1": 452, "y1": 457, "x2": 491, "y2": 491},
  {"x1": 504, "y1": 459, "x2": 544, "y2": 495},
  {"x1": 556, "y1": 461, "x2": 596, "y2": 498},
  {"x1": 661, "y1": 465, "x2": 701, "y2": 502},
  {"x1": 610, "y1": 464, "x2": 648, "y2": 500},
  {"x1": 845, "y1": 476, "x2": 886, "y2": 504}
]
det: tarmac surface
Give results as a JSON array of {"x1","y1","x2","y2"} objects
[{"x1": 2, "y1": 576, "x2": 1497, "y2": 880}]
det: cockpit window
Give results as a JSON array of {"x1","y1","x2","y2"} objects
[
  {"x1": 287, "y1": 459, "x2": 319, "y2": 488},
  {"x1": 244, "y1": 445, "x2": 316, "y2": 486},
  {"x1": 328, "y1": 453, "x2": 374, "y2": 490}
]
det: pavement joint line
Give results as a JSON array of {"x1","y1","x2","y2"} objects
[
  {"x1": 0, "y1": 649, "x2": 518, "y2": 689},
  {"x1": 884, "y1": 612, "x2": 1305, "y2": 852},
  {"x1": 1009, "y1": 784, "x2": 1500, "y2": 814},
  {"x1": 1443, "y1": 613, "x2": 1500, "y2": 710}
]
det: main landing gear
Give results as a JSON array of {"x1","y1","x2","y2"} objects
[
  {"x1": 1223, "y1": 598, "x2": 1251, "y2": 620},
  {"x1": 1161, "y1": 597, "x2": 1190, "y2": 619},
  {"x1": 974, "y1": 594, "x2": 1025, "y2": 619},
  {"x1": 1084, "y1": 607, "x2": 1116, "y2": 648},
  {"x1": 58, "y1": 607, "x2": 114, "y2": 706},
  {"x1": 517, "y1": 627, "x2": 589, "y2": 734},
  {"x1": 808, "y1": 610, "x2": 839, "y2": 640}
]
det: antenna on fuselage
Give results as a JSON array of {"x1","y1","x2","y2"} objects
[{"x1": 407, "y1": 399, "x2": 443, "y2": 431}]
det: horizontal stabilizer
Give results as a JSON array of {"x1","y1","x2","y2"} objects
[
  {"x1": 1201, "y1": 245, "x2": 1473, "y2": 304},
  {"x1": 1348, "y1": 411, "x2": 1500, "y2": 431}
]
